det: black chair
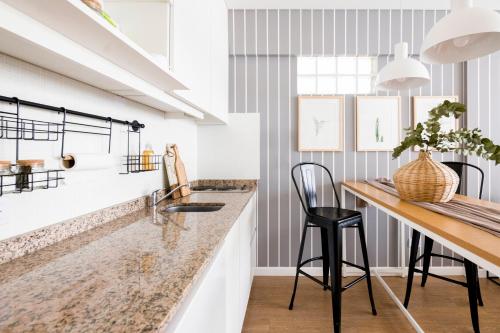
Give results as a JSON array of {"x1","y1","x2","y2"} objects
[
  {"x1": 404, "y1": 161, "x2": 485, "y2": 333},
  {"x1": 289, "y1": 162, "x2": 377, "y2": 333}
]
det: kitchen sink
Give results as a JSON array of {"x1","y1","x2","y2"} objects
[{"x1": 161, "y1": 203, "x2": 225, "y2": 213}]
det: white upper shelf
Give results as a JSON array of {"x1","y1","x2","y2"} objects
[
  {"x1": 4, "y1": 0, "x2": 186, "y2": 92},
  {"x1": 0, "y1": 0, "x2": 203, "y2": 119}
]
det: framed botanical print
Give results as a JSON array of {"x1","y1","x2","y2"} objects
[
  {"x1": 356, "y1": 96, "x2": 401, "y2": 151},
  {"x1": 298, "y1": 96, "x2": 344, "y2": 151},
  {"x1": 413, "y1": 96, "x2": 459, "y2": 151},
  {"x1": 413, "y1": 96, "x2": 459, "y2": 131}
]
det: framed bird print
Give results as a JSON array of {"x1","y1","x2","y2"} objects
[
  {"x1": 356, "y1": 96, "x2": 401, "y2": 151},
  {"x1": 298, "y1": 96, "x2": 344, "y2": 151}
]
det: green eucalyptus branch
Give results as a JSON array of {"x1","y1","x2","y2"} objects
[{"x1": 392, "y1": 100, "x2": 500, "y2": 165}]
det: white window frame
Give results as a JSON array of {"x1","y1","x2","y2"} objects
[{"x1": 297, "y1": 56, "x2": 377, "y2": 95}]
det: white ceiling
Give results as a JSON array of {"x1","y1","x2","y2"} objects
[{"x1": 225, "y1": 0, "x2": 500, "y2": 10}]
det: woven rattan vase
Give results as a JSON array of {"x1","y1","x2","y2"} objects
[{"x1": 393, "y1": 151, "x2": 459, "y2": 203}]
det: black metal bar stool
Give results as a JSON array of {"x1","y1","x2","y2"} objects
[
  {"x1": 404, "y1": 161, "x2": 485, "y2": 333},
  {"x1": 288, "y1": 162, "x2": 377, "y2": 333}
]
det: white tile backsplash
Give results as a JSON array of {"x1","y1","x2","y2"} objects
[{"x1": 0, "y1": 53, "x2": 198, "y2": 241}]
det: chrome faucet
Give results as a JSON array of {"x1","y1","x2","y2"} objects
[
  {"x1": 150, "y1": 184, "x2": 190, "y2": 222},
  {"x1": 150, "y1": 183, "x2": 190, "y2": 208}
]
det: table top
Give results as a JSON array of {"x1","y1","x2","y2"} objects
[{"x1": 342, "y1": 181, "x2": 500, "y2": 269}]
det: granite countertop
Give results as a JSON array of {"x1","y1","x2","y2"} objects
[{"x1": 0, "y1": 189, "x2": 256, "y2": 332}]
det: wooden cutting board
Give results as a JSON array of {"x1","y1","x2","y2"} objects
[
  {"x1": 173, "y1": 144, "x2": 191, "y2": 197},
  {"x1": 164, "y1": 144, "x2": 181, "y2": 199}
]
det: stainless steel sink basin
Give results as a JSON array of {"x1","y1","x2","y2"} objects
[{"x1": 162, "y1": 203, "x2": 225, "y2": 213}]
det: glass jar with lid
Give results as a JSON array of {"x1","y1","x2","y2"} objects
[{"x1": 15, "y1": 159, "x2": 45, "y2": 190}]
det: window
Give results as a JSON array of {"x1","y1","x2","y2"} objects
[{"x1": 297, "y1": 56, "x2": 377, "y2": 95}]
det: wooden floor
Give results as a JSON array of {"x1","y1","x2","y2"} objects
[{"x1": 242, "y1": 276, "x2": 500, "y2": 333}]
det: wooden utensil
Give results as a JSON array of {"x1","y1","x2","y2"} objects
[{"x1": 173, "y1": 144, "x2": 191, "y2": 197}]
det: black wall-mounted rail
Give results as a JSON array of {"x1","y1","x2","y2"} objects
[{"x1": 0, "y1": 95, "x2": 145, "y2": 130}]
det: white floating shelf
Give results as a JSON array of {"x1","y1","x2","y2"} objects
[
  {"x1": 0, "y1": 1, "x2": 203, "y2": 119},
  {"x1": 4, "y1": 0, "x2": 186, "y2": 92}
]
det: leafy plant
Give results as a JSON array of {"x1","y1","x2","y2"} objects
[{"x1": 392, "y1": 100, "x2": 500, "y2": 165}]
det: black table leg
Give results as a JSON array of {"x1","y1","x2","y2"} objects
[
  {"x1": 357, "y1": 220, "x2": 377, "y2": 315},
  {"x1": 473, "y1": 264, "x2": 484, "y2": 306},
  {"x1": 465, "y1": 259, "x2": 481, "y2": 333},
  {"x1": 404, "y1": 229, "x2": 421, "y2": 308},
  {"x1": 420, "y1": 236, "x2": 433, "y2": 287}
]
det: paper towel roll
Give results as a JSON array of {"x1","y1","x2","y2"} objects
[{"x1": 61, "y1": 153, "x2": 115, "y2": 171}]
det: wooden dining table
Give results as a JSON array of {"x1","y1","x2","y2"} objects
[{"x1": 340, "y1": 181, "x2": 500, "y2": 333}]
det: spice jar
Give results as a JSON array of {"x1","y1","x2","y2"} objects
[
  {"x1": 15, "y1": 160, "x2": 44, "y2": 190},
  {"x1": 0, "y1": 161, "x2": 12, "y2": 176}
]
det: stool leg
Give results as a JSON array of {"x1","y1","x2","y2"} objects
[
  {"x1": 321, "y1": 227, "x2": 330, "y2": 290},
  {"x1": 289, "y1": 220, "x2": 309, "y2": 310},
  {"x1": 328, "y1": 226, "x2": 342, "y2": 333},
  {"x1": 357, "y1": 220, "x2": 377, "y2": 315},
  {"x1": 464, "y1": 259, "x2": 481, "y2": 333},
  {"x1": 420, "y1": 236, "x2": 433, "y2": 287},
  {"x1": 474, "y1": 265, "x2": 484, "y2": 307},
  {"x1": 404, "y1": 229, "x2": 421, "y2": 308}
]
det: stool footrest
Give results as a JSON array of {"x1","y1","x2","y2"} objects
[
  {"x1": 299, "y1": 256, "x2": 323, "y2": 268},
  {"x1": 416, "y1": 253, "x2": 464, "y2": 264},
  {"x1": 297, "y1": 268, "x2": 368, "y2": 292},
  {"x1": 298, "y1": 269, "x2": 331, "y2": 290},
  {"x1": 414, "y1": 268, "x2": 467, "y2": 287},
  {"x1": 342, "y1": 260, "x2": 367, "y2": 272},
  {"x1": 342, "y1": 275, "x2": 367, "y2": 291}
]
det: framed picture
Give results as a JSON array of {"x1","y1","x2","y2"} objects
[
  {"x1": 298, "y1": 96, "x2": 344, "y2": 151},
  {"x1": 413, "y1": 96, "x2": 459, "y2": 151},
  {"x1": 356, "y1": 96, "x2": 401, "y2": 151},
  {"x1": 413, "y1": 96, "x2": 459, "y2": 131}
]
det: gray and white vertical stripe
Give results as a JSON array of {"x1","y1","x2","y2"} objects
[{"x1": 228, "y1": 9, "x2": 488, "y2": 269}]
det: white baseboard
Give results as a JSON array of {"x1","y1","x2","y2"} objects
[{"x1": 254, "y1": 266, "x2": 487, "y2": 277}]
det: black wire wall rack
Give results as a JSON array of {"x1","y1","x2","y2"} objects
[
  {"x1": 120, "y1": 123, "x2": 162, "y2": 174},
  {"x1": 0, "y1": 95, "x2": 148, "y2": 195},
  {"x1": 0, "y1": 169, "x2": 64, "y2": 196},
  {"x1": 0, "y1": 95, "x2": 145, "y2": 161}
]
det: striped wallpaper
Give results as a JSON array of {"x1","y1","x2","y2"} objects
[
  {"x1": 468, "y1": 54, "x2": 500, "y2": 203},
  {"x1": 228, "y1": 9, "x2": 497, "y2": 269}
]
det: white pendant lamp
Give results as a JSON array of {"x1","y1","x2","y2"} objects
[
  {"x1": 421, "y1": 0, "x2": 500, "y2": 64},
  {"x1": 375, "y1": 42, "x2": 430, "y2": 91}
]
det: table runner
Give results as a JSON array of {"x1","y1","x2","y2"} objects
[{"x1": 365, "y1": 179, "x2": 500, "y2": 238}]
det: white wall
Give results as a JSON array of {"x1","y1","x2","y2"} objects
[
  {"x1": 197, "y1": 113, "x2": 260, "y2": 180},
  {"x1": 0, "y1": 54, "x2": 198, "y2": 241}
]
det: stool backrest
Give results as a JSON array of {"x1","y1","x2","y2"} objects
[
  {"x1": 291, "y1": 162, "x2": 340, "y2": 215},
  {"x1": 443, "y1": 161, "x2": 484, "y2": 199}
]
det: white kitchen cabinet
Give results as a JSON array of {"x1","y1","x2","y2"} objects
[
  {"x1": 105, "y1": 0, "x2": 172, "y2": 67},
  {"x1": 165, "y1": 193, "x2": 256, "y2": 333},
  {"x1": 225, "y1": 218, "x2": 241, "y2": 333},
  {"x1": 0, "y1": 0, "x2": 207, "y2": 118},
  {"x1": 167, "y1": 232, "x2": 228, "y2": 333},
  {"x1": 172, "y1": 0, "x2": 228, "y2": 123},
  {"x1": 171, "y1": 0, "x2": 211, "y2": 112},
  {"x1": 207, "y1": 0, "x2": 229, "y2": 124},
  {"x1": 238, "y1": 194, "x2": 256, "y2": 330}
]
